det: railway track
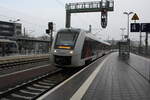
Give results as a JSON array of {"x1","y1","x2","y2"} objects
[
  {"x1": 0, "y1": 54, "x2": 110, "y2": 100},
  {"x1": 0, "y1": 68, "x2": 79, "y2": 100},
  {"x1": 0, "y1": 54, "x2": 49, "y2": 71}
]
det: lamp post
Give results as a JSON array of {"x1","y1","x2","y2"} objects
[{"x1": 123, "y1": 12, "x2": 134, "y2": 39}]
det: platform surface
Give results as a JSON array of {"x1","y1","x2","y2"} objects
[
  {"x1": 38, "y1": 52, "x2": 150, "y2": 100},
  {"x1": 81, "y1": 52, "x2": 150, "y2": 100}
]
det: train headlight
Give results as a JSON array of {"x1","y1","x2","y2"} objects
[
  {"x1": 54, "y1": 50, "x2": 57, "y2": 53},
  {"x1": 69, "y1": 50, "x2": 74, "y2": 54}
]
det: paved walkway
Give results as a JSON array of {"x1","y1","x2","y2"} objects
[
  {"x1": 126, "y1": 53, "x2": 150, "y2": 81},
  {"x1": 82, "y1": 52, "x2": 150, "y2": 100}
]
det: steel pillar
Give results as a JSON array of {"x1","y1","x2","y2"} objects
[{"x1": 145, "y1": 32, "x2": 148, "y2": 55}]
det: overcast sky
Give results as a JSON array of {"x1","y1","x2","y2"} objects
[{"x1": 0, "y1": 0, "x2": 149, "y2": 40}]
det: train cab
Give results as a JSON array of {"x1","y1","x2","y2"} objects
[{"x1": 50, "y1": 28, "x2": 110, "y2": 68}]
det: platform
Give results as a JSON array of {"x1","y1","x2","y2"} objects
[{"x1": 37, "y1": 52, "x2": 150, "y2": 100}]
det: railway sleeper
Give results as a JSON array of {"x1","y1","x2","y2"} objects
[
  {"x1": 19, "y1": 90, "x2": 40, "y2": 95},
  {"x1": 11, "y1": 93, "x2": 33, "y2": 100},
  {"x1": 13, "y1": 91, "x2": 35, "y2": 97},
  {"x1": 38, "y1": 81, "x2": 54, "y2": 86},
  {"x1": 32, "y1": 84, "x2": 51, "y2": 89},
  {"x1": 24, "y1": 88, "x2": 41, "y2": 94},
  {"x1": 26, "y1": 86, "x2": 45, "y2": 92}
]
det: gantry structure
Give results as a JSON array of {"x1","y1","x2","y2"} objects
[{"x1": 65, "y1": 0, "x2": 114, "y2": 28}]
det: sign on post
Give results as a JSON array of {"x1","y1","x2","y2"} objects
[
  {"x1": 131, "y1": 13, "x2": 139, "y2": 20},
  {"x1": 130, "y1": 13, "x2": 140, "y2": 32},
  {"x1": 130, "y1": 23, "x2": 140, "y2": 32},
  {"x1": 130, "y1": 23, "x2": 150, "y2": 32},
  {"x1": 141, "y1": 23, "x2": 150, "y2": 32}
]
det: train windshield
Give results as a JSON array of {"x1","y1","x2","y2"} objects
[{"x1": 55, "y1": 32, "x2": 79, "y2": 49}]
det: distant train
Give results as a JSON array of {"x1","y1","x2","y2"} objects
[
  {"x1": 0, "y1": 39, "x2": 18, "y2": 56},
  {"x1": 50, "y1": 28, "x2": 111, "y2": 67}
]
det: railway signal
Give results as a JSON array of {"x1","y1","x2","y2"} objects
[
  {"x1": 46, "y1": 22, "x2": 53, "y2": 34},
  {"x1": 46, "y1": 29, "x2": 50, "y2": 34},
  {"x1": 46, "y1": 22, "x2": 54, "y2": 49},
  {"x1": 65, "y1": 0, "x2": 114, "y2": 28},
  {"x1": 101, "y1": 9, "x2": 108, "y2": 28},
  {"x1": 48, "y1": 22, "x2": 53, "y2": 31}
]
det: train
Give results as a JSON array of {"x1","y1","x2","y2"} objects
[
  {"x1": 49, "y1": 28, "x2": 111, "y2": 68},
  {"x1": 0, "y1": 39, "x2": 18, "y2": 56}
]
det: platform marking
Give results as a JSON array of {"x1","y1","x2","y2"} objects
[
  {"x1": 70, "y1": 55, "x2": 109, "y2": 100},
  {"x1": 37, "y1": 55, "x2": 108, "y2": 100}
]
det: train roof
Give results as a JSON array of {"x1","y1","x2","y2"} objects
[
  {"x1": 58, "y1": 28, "x2": 81, "y2": 33},
  {"x1": 86, "y1": 32, "x2": 110, "y2": 46},
  {"x1": 58, "y1": 28, "x2": 110, "y2": 46}
]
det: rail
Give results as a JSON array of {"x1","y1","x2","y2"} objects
[
  {"x1": 0, "y1": 54, "x2": 49, "y2": 70},
  {"x1": 0, "y1": 69, "x2": 79, "y2": 100}
]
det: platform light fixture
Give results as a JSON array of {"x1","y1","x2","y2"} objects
[{"x1": 123, "y1": 12, "x2": 134, "y2": 39}]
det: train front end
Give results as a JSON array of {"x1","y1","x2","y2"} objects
[{"x1": 50, "y1": 28, "x2": 83, "y2": 67}]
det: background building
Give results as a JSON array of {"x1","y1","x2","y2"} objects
[
  {"x1": 0, "y1": 21, "x2": 22, "y2": 37},
  {"x1": 0, "y1": 20, "x2": 50, "y2": 55}
]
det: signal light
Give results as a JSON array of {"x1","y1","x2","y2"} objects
[
  {"x1": 101, "y1": 11, "x2": 108, "y2": 28},
  {"x1": 46, "y1": 29, "x2": 50, "y2": 34},
  {"x1": 48, "y1": 22, "x2": 53, "y2": 31}
]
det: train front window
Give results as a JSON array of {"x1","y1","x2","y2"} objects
[{"x1": 55, "y1": 32, "x2": 78, "y2": 49}]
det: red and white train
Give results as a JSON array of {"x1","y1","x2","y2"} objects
[{"x1": 50, "y1": 28, "x2": 111, "y2": 68}]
